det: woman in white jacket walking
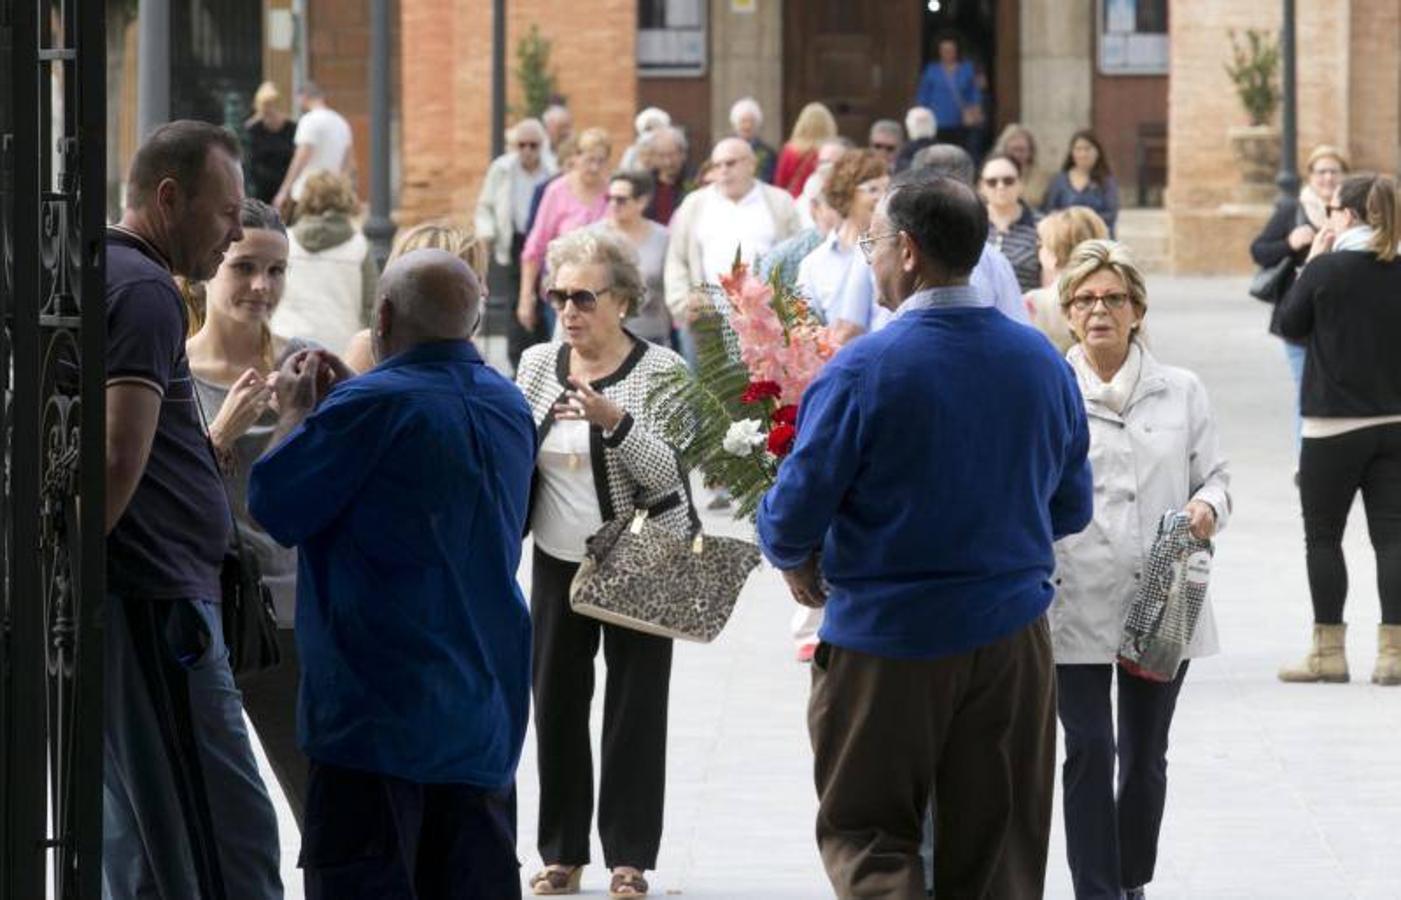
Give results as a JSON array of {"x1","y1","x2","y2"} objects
[{"x1": 1050, "y1": 240, "x2": 1231, "y2": 900}]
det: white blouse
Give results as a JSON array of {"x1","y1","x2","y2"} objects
[{"x1": 530, "y1": 418, "x2": 603, "y2": 562}]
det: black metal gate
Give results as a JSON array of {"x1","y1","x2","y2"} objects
[{"x1": 1, "y1": 0, "x2": 106, "y2": 898}]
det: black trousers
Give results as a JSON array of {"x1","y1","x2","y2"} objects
[
  {"x1": 530, "y1": 548, "x2": 673, "y2": 870},
  {"x1": 493, "y1": 233, "x2": 551, "y2": 373},
  {"x1": 237, "y1": 627, "x2": 308, "y2": 827},
  {"x1": 300, "y1": 761, "x2": 520, "y2": 900},
  {"x1": 1299, "y1": 423, "x2": 1401, "y2": 625},
  {"x1": 1055, "y1": 662, "x2": 1189, "y2": 900},
  {"x1": 809, "y1": 619, "x2": 1056, "y2": 899}
]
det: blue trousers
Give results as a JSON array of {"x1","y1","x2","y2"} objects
[
  {"x1": 1284, "y1": 340, "x2": 1307, "y2": 453},
  {"x1": 1055, "y1": 662, "x2": 1189, "y2": 900},
  {"x1": 102, "y1": 595, "x2": 282, "y2": 900},
  {"x1": 300, "y1": 761, "x2": 521, "y2": 899}
]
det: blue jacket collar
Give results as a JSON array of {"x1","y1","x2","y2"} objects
[{"x1": 376, "y1": 339, "x2": 482, "y2": 371}]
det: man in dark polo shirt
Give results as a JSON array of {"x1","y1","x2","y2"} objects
[{"x1": 104, "y1": 120, "x2": 282, "y2": 899}]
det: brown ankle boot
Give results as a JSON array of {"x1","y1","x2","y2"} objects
[
  {"x1": 1278, "y1": 623, "x2": 1349, "y2": 683},
  {"x1": 1372, "y1": 625, "x2": 1401, "y2": 685}
]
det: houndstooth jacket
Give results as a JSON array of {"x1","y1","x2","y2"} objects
[{"x1": 516, "y1": 338, "x2": 695, "y2": 538}]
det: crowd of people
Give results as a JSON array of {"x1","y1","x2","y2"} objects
[{"x1": 98, "y1": 56, "x2": 1401, "y2": 899}]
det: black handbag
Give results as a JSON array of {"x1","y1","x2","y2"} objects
[
  {"x1": 194, "y1": 382, "x2": 282, "y2": 675},
  {"x1": 1249, "y1": 204, "x2": 1306, "y2": 302},
  {"x1": 219, "y1": 530, "x2": 282, "y2": 676}
]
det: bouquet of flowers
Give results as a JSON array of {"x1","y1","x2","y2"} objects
[{"x1": 648, "y1": 253, "x2": 837, "y2": 520}]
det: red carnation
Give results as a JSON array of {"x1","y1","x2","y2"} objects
[
  {"x1": 772, "y1": 404, "x2": 798, "y2": 427},
  {"x1": 740, "y1": 380, "x2": 783, "y2": 405},
  {"x1": 767, "y1": 423, "x2": 796, "y2": 457}
]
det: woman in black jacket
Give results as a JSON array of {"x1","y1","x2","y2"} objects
[
  {"x1": 1277, "y1": 173, "x2": 1401, "y2": 687},
  {"x1": 1250, "y1": 145, "x2": 1348, "y2": 446}
]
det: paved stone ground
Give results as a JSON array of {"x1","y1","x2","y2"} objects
[{"x1": 261, "y1": 276, "x2": 1401, "y2": 898}]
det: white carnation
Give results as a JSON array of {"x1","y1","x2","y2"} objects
[{"x1": 722, "y1": 419, "x2": 766, "y2": 457}]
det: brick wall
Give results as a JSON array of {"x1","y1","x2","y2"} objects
[
  {"x1": 306, "y1": 0, "x2": 373, "y2": 200},
  {"x1": 1165, "y1": 0, "x2": 1399, "y2": 274},
  {"x1": 396, "y1": 0, "x2": 637, "y2": 225}
]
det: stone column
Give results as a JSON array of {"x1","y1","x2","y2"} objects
[
  {"x1": 1018, "y1": 0, "x2": 1093, "y2": 173},
  {"x1": 709, "y1": 0, "x2": 783, "y2": 149}
]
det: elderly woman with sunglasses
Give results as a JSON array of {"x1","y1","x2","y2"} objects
[
  {"x1": 979, "y1": 153, "x2": 1042, "y2": 292},
  {"x1": 1049, "y1": 239, "x2": 1231, "y2": 900},
  {"x1": 515, "y1": 228, "x2": 691, "y2": 900}
]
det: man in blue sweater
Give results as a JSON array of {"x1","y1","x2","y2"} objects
[
  {"x1": 757, "y1": 175, "x2": 1093, "y2": 898},
  {"x1": 250, "y1": 249, "x2": 536, "y2": 898}
]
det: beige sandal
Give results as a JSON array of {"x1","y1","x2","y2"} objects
[
  {"x1": 530, "y1": 865, "x2": 583, "y2": 895},
  {"x1": 609, "y1": 869, "x2": 648, "y2": 898}
]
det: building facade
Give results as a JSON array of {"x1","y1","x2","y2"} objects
[{"x1": 107, "y1": 1, "x2": 1400, "y2": 275}]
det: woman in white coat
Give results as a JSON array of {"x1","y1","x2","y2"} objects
[{"x1": 1050, "y1": 239, "x2": 1231, "y2": 900}]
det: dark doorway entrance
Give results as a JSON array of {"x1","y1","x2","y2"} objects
[
  {"x1": 920, "y1": 0, "x2": 1020, "y2": 157},
  {"x1": 781, "y1": 2, "x2": 923, "y2": 144}
]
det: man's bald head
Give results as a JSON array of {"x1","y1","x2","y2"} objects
[
  {"x1": 712, "y1": 137, "x2": 755, "y2": 164},
  {"x1": 374, "y1": 248, "x2": 482, "y2": 360},
  {"x1": 710, "y1": 137, "x2": 757, "y2": 199}
]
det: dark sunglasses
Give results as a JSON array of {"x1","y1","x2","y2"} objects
[
  {"x1": 606, "y1": 194, "x2": 634, "y2": 205},
  {"x1": 872, "y1": 142, "x2": 898, "y2": 152},
  {"x1": 982, "y1": 175, "x2": 1018, "y2": 188},
  {"x1": 517, "y1": 141, "x2": 540, "y2": 150},
  {"x1": 1326, "y1": 204, "x2": 1344, "y2": 215},
  {"x1": 546, "y1": 287, "x2": 611, "y2": 311}
]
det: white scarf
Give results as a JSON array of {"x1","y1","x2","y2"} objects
[
  {"x1": 1299, "y1": 184, "x2": 1329, "y2": 230},
  {"x1": 1068, "y1": 342, "x2": 1143, "y2": 415},
  {"x1": 1333, "y1": 224, "x2": 1379, "y2": 253}
]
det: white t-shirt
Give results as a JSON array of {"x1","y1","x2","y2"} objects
[
  {"x1": 530, "y1": 419, "x2": 603, "y2": 563},
  {"x1": 694, "y1": 183, "x2": 780, "y2": 286},
  {"x1": 291, "y1": 106, "x2": 354, "y2": 200}
]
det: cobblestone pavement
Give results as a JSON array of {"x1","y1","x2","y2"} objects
[{"x1": 262, "y1": 276, "x2": 1401, "y2": 899}]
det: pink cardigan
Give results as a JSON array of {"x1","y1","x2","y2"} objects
[{"x1": 521, "y1": 177, "x2": 608, "y2": 265}]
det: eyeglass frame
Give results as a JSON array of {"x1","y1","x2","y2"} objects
[
  {"x1": 1063, "y1": 291, "x2": 1134, "y2": 313},
  {"x1": 857, "y1": 230, "x2": 901, "y2": 263}
]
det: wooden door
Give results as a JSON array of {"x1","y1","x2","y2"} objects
[{"x1": 782, "y1": 2, "x2": 923, "y2": 144}]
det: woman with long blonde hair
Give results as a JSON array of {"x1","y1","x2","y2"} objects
[
  {"x1": 774, "y1": 102, "x2": 838, "y2": 197},
  {"x1": 343, "y1": 219, "x2": 490, "y2": 372}
]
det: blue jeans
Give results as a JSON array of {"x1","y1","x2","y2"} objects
[
  {"x1": 103, "y1": 594, "x2": 282, "y2": 900},
  {"x1": 1284, "y1": 341, "x2": 1307, "y2": 454}
]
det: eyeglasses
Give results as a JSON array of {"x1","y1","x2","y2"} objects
[
  {"x1": 517, "y1": 141, "x2": 540, "y2": 150},
  {"x1": 1065, "y1": 292, "x2": 1132, "y2": 312},
  {"x1": 872, "y1": 142, "x2": 898, "y2": 153},
  {"x1": 982, "y1": 176, "x2": 1018, "y2": 188},
  {"x1": 607, "y1": 194, "x2": 634, "y2": 205},
  {"x1": 856, "y1": 181, "x2": 888, "y2": 196},
  {"x1": 546, "y1": 287, "x2": 612, "y2": 312},
  {"x1": 1312, "y1": 167, "x2": 1343, "y2": 177},
  {"x1": 857, "y1": 231, "x2": 901, "y2": 263},
  {"x1": 1326, "y1": 204, "x2": 1344, "y2": 216}
]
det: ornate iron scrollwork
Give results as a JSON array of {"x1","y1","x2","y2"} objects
[{"x1": 2, "y1": 2, "x2": 105, "y2": 898}]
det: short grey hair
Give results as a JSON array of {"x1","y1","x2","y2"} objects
[
  {"x1": 546, "y1": 228, "x2": 645, "y2": 316},
  {"x1": 911, "y1": 143, "x2": 975, "y2": 186},
  {"x1": 634, "y1": 107, "x2": 671, "y2": 137},
  {"x1": 641, "y1": 125, "x2": 688, "y2": 155},
  {"x1": 870, "y1": 119, "x2": 904, "y2": 142},
  {"x1": 729, "y1": 97, "x2": 763, "y2": 129},
  {"x1": 905, "y1": 106, "x2": 937, "y2": 141},
  {"x1": 509, "y1": 117, "x2": 545, "y2": 143}
]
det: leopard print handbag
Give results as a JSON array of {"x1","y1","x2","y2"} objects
[{"x1": 569, "y1": 504, "x2": 762, "y2": 643}]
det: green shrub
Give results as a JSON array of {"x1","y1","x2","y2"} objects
[
  {"x1": 514, "y1": 26, "x2": 557, "y2": 120},
  {"x1": 1225, "y1": 29, "x2": 1281, "y2": 127}
]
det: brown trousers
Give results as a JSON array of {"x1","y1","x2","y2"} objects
[{"x1": 808, "y1": 617, "x2": 1056, "y2": 899}]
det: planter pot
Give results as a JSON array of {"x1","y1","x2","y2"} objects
[{"x1": 1228, "y1": 125, "x2": 1281, "y2": 204}]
